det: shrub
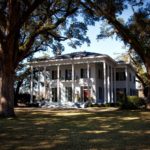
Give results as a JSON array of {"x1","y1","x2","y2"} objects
[
  {"x1": 17, "y1": 93, "x2": 36, "y2": 105},
  {"x1": 118, "y1": 96, "x2": 146, "y2": 109},
  {"x1": 86, "y1": 103, "x2": 117, "y2": 108}
]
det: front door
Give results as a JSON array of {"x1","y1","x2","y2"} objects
[
  {"x1": 81, "y1": 86, "x2": 91, "y2": 102},
  {"x1": 83, "y1": 89, "x2": 90, "y2": 102}
]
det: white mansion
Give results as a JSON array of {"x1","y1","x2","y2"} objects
[{"x1": 29, "y1": 51, "x2": 136, "y2": 104}]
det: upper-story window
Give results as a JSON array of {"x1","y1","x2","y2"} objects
[
  {"x1": 133, "y1": 75, "x2": 136, "y2": 83},
  {"x1": 52, "y1": 70, "x2": 57, "y2": 80},
  {"x1": 89, "y1": 68, "x2": 91, "y2": 78},
  {"x1": 52, "y1": 70, "x2": 61, "y2": 80},
  {"x1": 98, "y1": 69, "x2": 103, "y2": 79},
  {"x1": 65, "y1": 69, "x2": 72, "y2": 80},
  {"x1": 81, "y1": 68, "x2": 87, "y2": 78},
  {"x1": 116, "y1": 68, "x2": 126, "y2": 81}
]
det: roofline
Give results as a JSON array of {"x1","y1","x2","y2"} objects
[
  {"x1": 29, "y1": 54, "x2": 117, "y2": 66},
  {"x1": 116, "y1": 62, "x2": 135, "y2": 72}
]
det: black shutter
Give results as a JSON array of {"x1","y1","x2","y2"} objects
[
  {"x1": 65, "y1": 69, "x2": 68, "y2": 80},
  {"x1": 81, "y1": 69, "x2": 83, "y2": 78},
  {"x1": 52, "y1": 70, "x2": 54, "y2": 80}
]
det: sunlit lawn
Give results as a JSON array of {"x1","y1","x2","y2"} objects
[{"x1": 0, "y1": 107, "x2": 150, "y2": 150}]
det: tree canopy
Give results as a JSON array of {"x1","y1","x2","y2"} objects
[
  {"x1": 0, "y1": 0, "x2": 90, "y2": 117},
  {"x1": 81, "y1": 0, "x2": 150, "y2": 101}
]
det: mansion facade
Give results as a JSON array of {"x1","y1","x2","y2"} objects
[{"x1": 29, "y1": 51, "x2": 136, "y2": 104}]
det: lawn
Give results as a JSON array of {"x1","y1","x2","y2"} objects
[{"x1": 0, "y1": 107, "x2": 150, "y2": 150}]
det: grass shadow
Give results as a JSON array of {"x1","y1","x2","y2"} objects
[{"x1": 0, "y1": 108, "x2": 150, "y2": 150}]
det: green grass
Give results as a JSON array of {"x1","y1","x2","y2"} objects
[{"x1": 0, "y1": 107, "x2": 150, "y2": 150}]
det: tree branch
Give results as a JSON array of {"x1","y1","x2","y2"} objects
[
  {"x1": 83, "y1": 1, "x2": 146, "y2": 62},
  {"x1": 105, "y1": 16, "x2": 145, "y2": 61},
  {"x1": 20, "y1": 0, "x2": 46, "y2": 28},
  {"x1": 17, "y1": 2, "x2": 78, "y2": 64}
]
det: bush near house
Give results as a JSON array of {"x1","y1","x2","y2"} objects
[
  {"x1": 85, "y1": 102, "x2": 117, "y2": 108},
  {"x1": 17, "y1": 93, "x2": 31, "y2": 104},
  {"x1": 17, "y1": 93, "x2": 38, "y2": 107},
  {"x1": 118, "y1": 96, "x2": 146, "y2": 109}
]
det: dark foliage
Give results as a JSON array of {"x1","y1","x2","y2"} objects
[{"x1": 118, "y1": 96, "x2": 146, "y2": 109}]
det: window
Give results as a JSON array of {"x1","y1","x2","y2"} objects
[
  {"x1": 81, "y1": 68, "x2": 87, "y2": 78},
  {"x1": 99, "y1": 87, "x2": 103, "y2": 99},
  {"x1": 130, "y1": 88, "x2": 134, "y2": 96},
  {"x1": 133, "y1": 75, "x2": 135, "y2": 83},
  {"x1": 65, "y1": 87, "x2": 72, "y2": 101},
  {"x1": 116, "y1": 68, "x2": 126, "y2": 81},
  {"x1": 89, "y1": 68, "x2": 91, "y2": 78},
  {"x1": 52, "y1": 70, "x2": 57, "y2": 80},
  {"x1": 116, "y1": 72, "x2": 126, "y2": 81},
  {"x1": 65, "y1": 69, "x2": 72, "y2": 80},
  {"x1": 52, "y1": 70, "x2": 61, "y2": 80},
  {"x1": 98, "y1": 69, "x2": 103, "y2": 79},
  {"x1": 52, "y1": 88, "x2": 57, "y2": 102},
  {"x1": 130, "y1": 89, "x2": 136, "y2": 96}
]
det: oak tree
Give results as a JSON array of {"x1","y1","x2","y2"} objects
[
  {"x1": 81, "y1": 0, "x2": 150, "y2": 102},
  {"x1": 0, "y1": 0, "x2": 89, "y2": 117}
]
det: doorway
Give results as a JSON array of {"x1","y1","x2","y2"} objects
[{"x1": 81, "y1": 86, "x2": 91, "y2": 102}]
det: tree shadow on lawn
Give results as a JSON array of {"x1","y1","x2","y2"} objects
[{"x1": 0, "y1": 108, "x2": 150, "y2": 150}]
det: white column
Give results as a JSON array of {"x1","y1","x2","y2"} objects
[
  {"x1": 103, "y1": 61, "x2": 107, "y2": 103},
  {"x1": 38, "y1": 69, "x2": 40, "y2": 100},
  {"x1": 107, "y1": 64, "x2": 110, "y2": 103},
  {"x1": 72, "y1": 63, "x2": 75, "y2": 102},
  {"x1": 44, "y1": 66, "x2": 46, "y2": 99},
  {"x1": 57, "y1": 65, "x2": 60, "y2": 102},
  {"x1": 30, "y1": 66, "x2": 33, "y2": 103},
  {"x1": 110, "y1": 66, "x2": 113, "y2": 103},
  {"x1": 114, "y1": 68, "x2": 116, "y2": 103},
  {"x1": 87, "y1": 62, "x2": 90, "y2": 79},
  {"x1": 125, "y1": 66, "x2": 129, "y2": 95},
  {"x1": 87, "y1": 62, "x2": 90, "y2": 101},
  {"x1": 48, "y1": 70, "x2": 52, "y2": 102}
]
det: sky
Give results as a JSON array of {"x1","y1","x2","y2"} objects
[
  {"x1": 38, "y1": 22, "x2": 128, "y2": 59},
  {"x1": 61, "y1": 22, "x2": 128, "y2": 59},
  {"x1": 36, "y1": 3, "x2": 134, "y2": 59}
]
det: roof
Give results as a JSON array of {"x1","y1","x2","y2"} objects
[
  {"x1": 53, "y1": 51, "x2": 104, "y2": 59},
  {"x1": 29, "y1": 51, "x2": 135, "y2": 72},
  {"x1": 116, "y1": 60, "x2": 135, "y2": 72},
  {"x1": 117, "y1": 60, "x2": 127, "y2": 64},
  {"x1": 31, "y1": 51, "x2": 106, "y2": 62}
]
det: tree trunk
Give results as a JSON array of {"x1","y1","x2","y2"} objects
[
  {"x1": 0, "y1": 72, "x2": 1, "y2": 100},
  {"x1": 146, "y1": 86, "x2": 150, "y2": 109},
  {"x1": 144, "y1": 60, "x2": 150, "y2": 109},
  {"x1": 0, "y1": 66, "x2": 15, "y2": 117}
]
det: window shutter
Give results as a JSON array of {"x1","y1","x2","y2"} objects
[
  {"x1": 65, "y1": 69, "x2": 68, "y2": 80},
  {"x1": 81, "y1": 69, "x2": 83, "y2": 78}
]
